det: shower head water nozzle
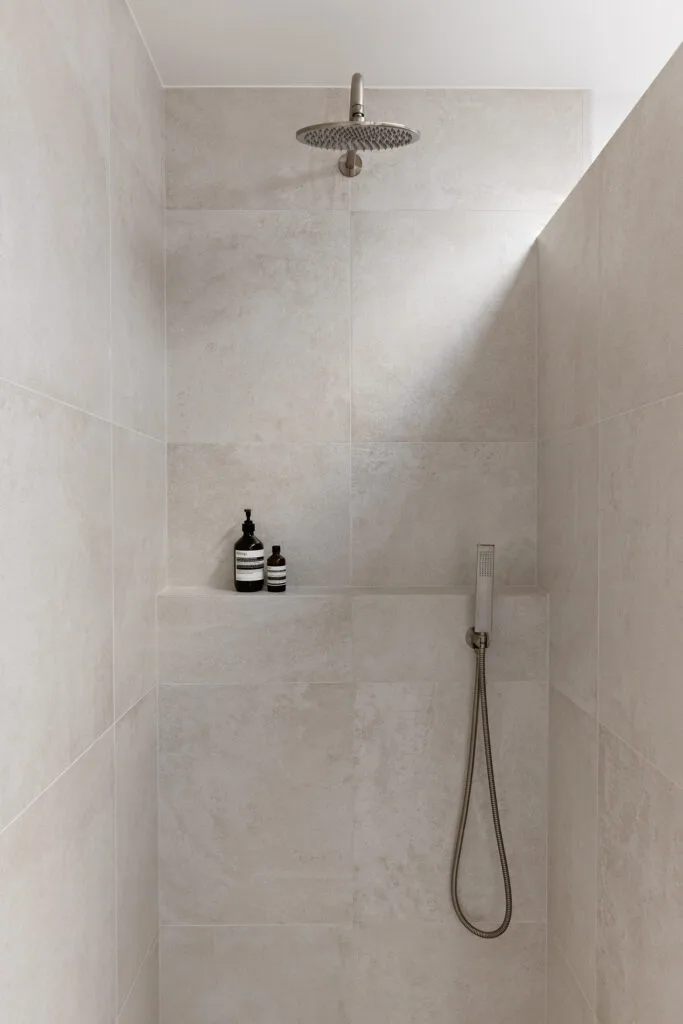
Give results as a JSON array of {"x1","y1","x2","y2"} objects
[
  {"x1": 296, "y1": 72, "x2": 420, "y2": 177},
  {"x1": 474, "y1": 544, "x2": 495, "y2": 640}
]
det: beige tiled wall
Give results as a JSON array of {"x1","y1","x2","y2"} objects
[
  {"x1": 165, "y1": 86, "x2": 586, "y2": 587},
  {"x1": 158, "y1": 588, "x2": 548, "y2": 1024},
  {"x1": 161, "y1": 83, "x2": 584, "y2": 1024},
  {"x1": 539, "y1": 43, "x2": 683, "y2": 1024},
  {"x1": 0, "y1": 2, "x2": 165, "y2": 1022}
]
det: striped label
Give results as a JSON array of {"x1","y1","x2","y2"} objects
[
  {"x1": 267, "y1": 564, "x2": 287, "y2": 590},
  {"x1": 235, "y1": 549, "x2": 264, "y2": 582}
]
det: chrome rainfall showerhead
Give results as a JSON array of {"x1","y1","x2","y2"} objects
[
  {"x1": 295, "y1": 72, "x2": 420, "y2": 177},
  {"x1": 297, "y1": 121, "x2": 419, "y2": 152}
]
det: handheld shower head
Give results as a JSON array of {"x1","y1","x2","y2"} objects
[{"x1": 473, "y1": 548, "x2": 493, "y2": 643}]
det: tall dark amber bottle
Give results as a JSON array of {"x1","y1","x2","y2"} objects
[{"x1": 234, "y1": 509, "x2": 264, "y2": 592}]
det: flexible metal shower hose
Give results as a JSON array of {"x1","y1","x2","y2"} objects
[{"x1": 451, "y1": 642, "x2": 513, "y2": 938}]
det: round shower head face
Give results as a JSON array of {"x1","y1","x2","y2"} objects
[
  {"x1": 296, "y1": 72, "x2": 420, "y2": 176},
  {"x1": 296, "y1": 120, "x2": 420, "y2": 152}
]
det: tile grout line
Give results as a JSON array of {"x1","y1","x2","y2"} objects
[
  {"x1": 547, "y1": 680, "x2": 683, "y2": 795},
  {"x1": 167, "y1": 439, "x2": 538, "y2": 446},
  {"x1": 0, "y1": 373, "x2": 165, "y2": 446},
  {"x1": 593, "y1": 158, "x2": 602, "y2": 1021},
  {"x1": 116, "y1": 933, "x2": 158, "y2": 1021},
  {"x1": 115, "y1": 683, "x2": 158, "y2": 726},
  {"x1": 157, "y1": 94, "x2": 169, "y2": 1018},
  {"x1": 539, "y1": 387, "x2": 683, "y2": 445},
  {"x1": 158, "y1": 917, "x2": 547, "y2": 929},
  {"x1": 164, "y1": 84, "x2": 587, "y2": 92},
  {"x1": 108, "y1": 69, "x2": 121, "y2": 1014},
  {"x1": 551, "y1": 926, "x2": 596, "y2": 1018},
  {"x1": 348, "y1": 204, "x2": 354, "y2": 588},
  {"x1": 0, "y1": 724, "x2": 115, "y2": 840},
  {"x1": 121, "y1": 0, "x2": 165, "y2": 87},
  {"x1": 110, "y1": 118, "x2": 160, "y2": 211},
  {"x1": 536, "y1": 224, "x2": 548, "y2": 1022},
  {"x1": 534, "y1": 237, "x2": 540, "y2": 595},
  {"x1": 164, "y1": 206, "x2": 562, "y2": 215}
]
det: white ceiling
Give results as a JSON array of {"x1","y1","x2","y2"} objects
[{"x1": 129, "y1": 0, "x2": 682, "y2": 93}]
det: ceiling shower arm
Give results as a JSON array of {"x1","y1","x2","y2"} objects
[
  {"x1": 341, "y1": 72, "x2": 365, "y2": 176},
  {"x1": 349, "y1": 72, "x2": 364, "y2": 121}
]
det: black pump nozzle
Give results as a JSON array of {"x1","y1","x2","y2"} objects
[{"x1": 242, "y1": 508, "x2": 255, "y2": 533}]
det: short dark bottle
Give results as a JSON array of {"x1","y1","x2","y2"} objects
[
  {"x1": 267, "y1": 545, "x2": 287, "y2": 593},
  {"x1": 234, "y1": 509, "x2": 264, "y2": 592}
]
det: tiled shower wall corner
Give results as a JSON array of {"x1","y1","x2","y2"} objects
[
  {"x1": 164, "y1": 87, "x2": 587, "y2": 588},
  {"x1": 539, "y1": 44, "x2": 683, "y2": 1024},
  {"x1": 159, "y1": 86, "x2": 586, "y2": 1024},
  {"x1": 158, "y1": 588, "x2": 548, "y2": 1023},
  {"x1": 0, "y1": 1, "x2": 165, "y2": 1022}
]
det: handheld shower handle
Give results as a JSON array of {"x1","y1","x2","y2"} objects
[{"x1": 474, "y1": 544, "x2": 495, "y2": 639}]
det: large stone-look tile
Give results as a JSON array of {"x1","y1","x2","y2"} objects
[
  {"x1": 116, "y1": 690, "x2": 158, "y2": 1009},
  {"x1": 549, "y1": 690, "x2": 598, "y2": 1004},
  {"x1": 159, "y1": 684, "x2": 353, "y2": 924},
  {"x1": 351, "y1": 88, "x2": 583, "y2": 211},
  {"x1": 166, "y1": 211, "x2": 350, "y2": 444},
  {"x1": 539, "y1": 426, "x2": 599, "y2": 716},
  {"x1": 110, "y1": 0, "x2": 164, "y2": 197},
  {"x1": 352, "y1": 592, "x2": 547, "y2": 684},
  {"x1": 354, "y1": 678, "x2": 547, "y2": 925},
  {"x1": 599, "y1": 397, "x2": 683, "y2": 785},
  {"x1": 118, "y1": 943, "x2": 159, "y2": 1024},
  {"x1": 599, "y1": 52, "x2": 683, "y2": 418},
  {"x1": 165, "y1": 88, "x2": 349, "y2": 210},
  {"x1": 538, "y1": 164, "x2": 600, "y2": 437},
  {"x1": 353, "y1": 594, "x2": 471, "y2": 682},
  {"x1": 168, "y1": 443, "x2": 350, "y2": 587},
  {"x1": 0, "y1": 0, "x2": 110, "y2": 416},
  {"x1": 485, "y1": 591, "x2": 549, "y2": 682},
  {"x1": 549, "y1": 936, "x2": 597, "y2": 1024},
  {"x1": 0, "y1": 732, "x2": 115, "y2": 1024},
  {"x1": 352, "y1": 442, "x2": 536, "y2": 586},
  {"x1": 352, "y1": 211, "x2": 539, "y2": 442},
  {"x1": 160, "y1": 926, "x2": 351, "y2": 1024},
  {"x1": 598, "y1": 727, "x2": 683, "y2": 1024},
  {"x1": 350, "y1": 921, "x2": 546, "y2": 1024},
  {"x1": 111, "y1": 130, "x2": 165, "y2": 439},
  {"x1": 113, "y1": 427, "x2": 165, "y2": 718},
  {"x1": 40, "y1": 0, "x2": 109, "y2": 143},
  {"x1": 159, "y1": 591, "x2": 351, "y2": 684},
  {"x1": 0, "y1": 383, "x2": 113, "y2": 829}
]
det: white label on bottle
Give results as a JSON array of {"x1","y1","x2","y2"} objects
[
  {"x1": 235, "y1": 550, "x2": 265, "y2": 582},
  {"x1": 267, "y1": 564, "x2": 287, "y2": 589}
]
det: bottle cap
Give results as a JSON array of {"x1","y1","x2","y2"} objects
[
  {"x1": 272, "y1": 545, "x2": 281, "y2": 555},
  {"x1": 242, "y1": 509, "x2": 255, "y2": 532}
]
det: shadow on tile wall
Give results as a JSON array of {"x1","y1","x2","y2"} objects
[
  {"x1": 539, "y1": 43, "x2": 683, "y2": 1024},
  {"x1": 0, "y1": 0, "x2": 165, "y2": 1022}
]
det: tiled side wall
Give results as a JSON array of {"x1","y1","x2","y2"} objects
[
  {"x1": 158, "y1": 589, "x2": 548, "y2": 1024},
  {"x1": 539, "y1": 43, "x2": 683, "y2": 1024},
  {"x1": 0, "y1": 2, "x2": 165, "y2": 1022},
  {"x1": 164, "y1": 87, "x2": 586, "y2": 588}
]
